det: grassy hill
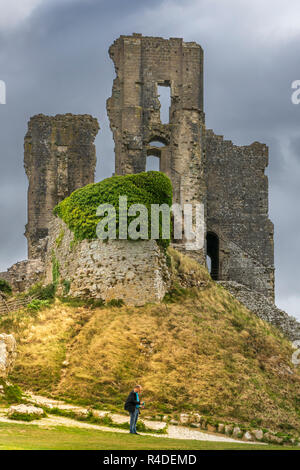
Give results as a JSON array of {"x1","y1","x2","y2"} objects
[{"x1": 1, "y1": 248, "x2": 300, "y2": 434}]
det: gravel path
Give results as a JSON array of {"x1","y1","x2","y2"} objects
[
  {"x1": 0, "y1": 392, "x2": 263, "y2": 445},
  {"x1": 0, "y1": 413, "x2": 253, "y2": 443}
]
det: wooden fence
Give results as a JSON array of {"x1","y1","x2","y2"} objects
[{"x1": 0, "y1": 294, "x2": 37, "y2": 315}]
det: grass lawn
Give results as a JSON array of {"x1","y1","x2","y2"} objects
[{"x1": 0, "y1": 422, "x2": 298, "y2": 450}]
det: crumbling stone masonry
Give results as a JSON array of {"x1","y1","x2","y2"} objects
[
  {"x1": 0, "y1": 259, "x2": 44, "y2": 293},
  {"x1": 107, "y1": 34, "x2": 206, "y2": 262},
  {"x1": 24, "y1": 113, "x2": 99, "y2": 259},
  {"x1": 218, "y1": 281, "x2": 300, "y2": 341},
  {"x1": 205, "y1": 131, "x2": 275, "y2": 300},
  {"x1": 45, "y1": 217, "x2": 170, "y2": 306},
  {"x1": 1, "y1": 34, "x2": 275, "y2": 307},
  {"x1": 107, "y1": 34, "x2": 274, "y2": 300}
]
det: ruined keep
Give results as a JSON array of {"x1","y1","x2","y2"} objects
[
  {"x1": 107, "y1": 34, "x2": 206, "y2": 262},
  {"x1": 24, "y1": 113, "x2": 99, "y2": 259},
  {"x1": 1, "y1": 33, "x2": 275, "y2": 304},
  {"x1": 107, "y1": 34, "x2": 274, "y2": 300}
]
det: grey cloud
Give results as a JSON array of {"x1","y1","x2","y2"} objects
[{"x1": 0, "y1": 0, "x2": 299, "y2": 318}]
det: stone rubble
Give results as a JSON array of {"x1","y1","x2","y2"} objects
[
  {"x1": 8, "y1": 404, "x2": 44, "y2": 417},
  {"x1": 0, "y1": 334, "x2": 17, "y2": 377},
  {"x1": 218, "y1": 281, "x2": 300, "y2": 341}
]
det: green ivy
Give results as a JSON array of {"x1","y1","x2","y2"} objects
[
  {"x1": 52, "y1": 254, "x2": 60, "y2": 285},
  {"x1": 69, "y1": 240, "x2": 78, "y2": 251},
  {"x1": 0, "y1": 279, "x2": 12, "y2": 295},
  {"x1": 53, "y1": 171, "x2": 173, "y2": 248},
  {"x1": 61, "y1": 280, "x2": 71, "y2": 295},
  {"x1": 55, "y1": 229, "x2": 65, "y2": 248},
  {"x1": 27, "y1": 299, "x2": 51, "y2": 313}
]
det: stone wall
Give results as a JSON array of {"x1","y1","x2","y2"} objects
[
  {"x1": 45, "y1": 217, "x2": 170, "y2": 306},
  {"x1": 0, "y1": 259, "x2": 44, "y2": 293},
  {"x1": 205, "y1": 130, "x2": 274, "y2": 300},
  {"x1": 24, "y1": 113, "x2": 99, "y2": 259},
  {"x1": 107, "y1": 34, "x2": 206, "y2": 262},
  {"x1": 218, "y1": 281, "x2": 300, "y2": 341},
  {"x1": 1, "y1": 35, "x2": 276, "y2": 309},
  {"x1": 107, "y1": 35, "x2": 275, "y2": 297}
]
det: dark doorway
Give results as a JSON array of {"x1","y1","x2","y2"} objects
[{"x1": 206, "y1": 232, "x2": 219, "y2": 280}]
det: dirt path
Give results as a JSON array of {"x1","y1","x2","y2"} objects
[{"x1": 0, "y1": 392, "x2": 263, "y2": 445}]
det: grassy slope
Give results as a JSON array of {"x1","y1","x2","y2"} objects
[
  {"x1": 1, "y1": 250, "x2": 300, "y2": 433},
  {"x1": 0, "y1": 422, "x2": 297, "y2": 450}
]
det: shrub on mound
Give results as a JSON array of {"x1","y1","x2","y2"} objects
[
  {"x1": 53, "y1": 171, "x2": 173, "y2": 248},
  {"x1": 0, "y1": 379, "x2": 23, "y2": 404},
  {"x1": 0, "y1": 279, "x2": 12, "y2": 295},
  {"x1": 27, "y1": 299, "x2": 51, "y2": 313},
  {"x1": 27, "y1": 282, "x2": 56, "y2": 301}
]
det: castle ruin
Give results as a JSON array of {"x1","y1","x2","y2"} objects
[
  {"x1": 107, "y1": 34, "x2": 274, "y2": 300},
  {"x1": 25, "y1": 114, "x2": 99, "y2": 259},
  {"x1": 1, "y1": 34, "x2": 275, "y2": 302}
]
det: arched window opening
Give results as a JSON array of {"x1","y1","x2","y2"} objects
[
  {"x1": 148, "y1": 136, "x2": 168, "y2": 147},
  {"x1": 146, "y1": 155, "x2": 160, "y2": 172},
  {"x1": 149, "y1": 141, "x2": 165, "y2": 148},
  {"x1": 206, "y1": 232, "x2": 219, "y2": 280}
]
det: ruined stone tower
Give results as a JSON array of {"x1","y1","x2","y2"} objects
[
  {"x1": 107, "y1": 34, "x2": 274, "y2": 300},
  {"x1": 24, "y1": 114, "x2": 99, "y2": 259},
  {"x1": 107, "y1": 34, "x2": 206, "y2": 260}
]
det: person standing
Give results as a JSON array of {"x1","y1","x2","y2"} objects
[{"x1": 124, "y1": 385, "x2": 144, "y2": 434}]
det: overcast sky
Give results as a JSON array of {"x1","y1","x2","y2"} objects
[{"x1": 0, "y1": 0, "x2": 299, "y2": 318}]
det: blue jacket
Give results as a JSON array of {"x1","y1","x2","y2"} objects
[{"x1": 124, "y1": 390, "x2": 141, "y2": 413}]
